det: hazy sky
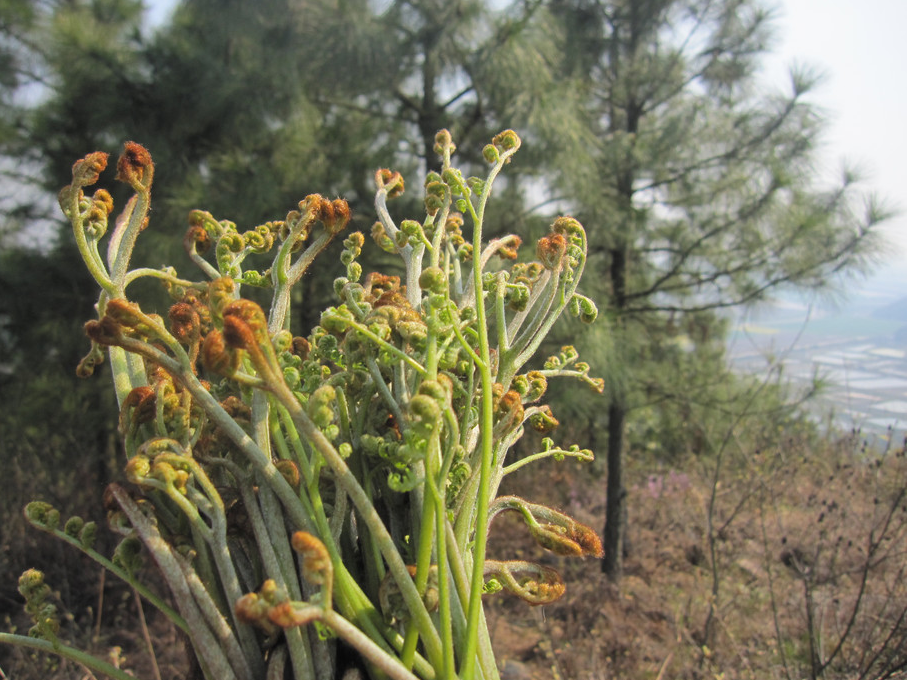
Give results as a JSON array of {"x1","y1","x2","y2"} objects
[{"x1": 764, "y1": 0, "x2": 907, "y2": 261}]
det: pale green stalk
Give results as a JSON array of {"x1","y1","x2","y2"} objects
[
  {"x1": 23, "y1": 522, "x2": 187, "y2": 634},
  {"x1": 123, "y1": 267, "x2": 204, "y2": 290},
  {"x1": 321, "y1": 609, "x2": 421, "y2": 680},
  {"x1": 445, "y1": 523, "x2": 496, "y2": 680},
  {"x1": 131, "y1": 452, "x2": 259, "y2": 667},
  {"x1": 460, "y1": 147, "x2": 513, "y2": 680},
  {"x1": 374, "y1": 182, "x2": 423, "y2": 308},
  {"x1": 502, "y1": 445, "x2": 594, "y2": 475},
  {"x1": 269, "y1": 203, "x2": 315, "y2": 331},
  {"x1": 428, "y1": 465, "x2": 455, "y2": 680},
  {"x1": 186, "y1": 240, "x2": 222, "y2": 279},
  {"x1": 337, "y1": 316, "x2": 428, "y2": 375},
  {"x1": 270, "y1": 396, "x2": 425, "y2": 677},
  {"x1": 64, "y1": 193, "x2": 114, "y2": 296},
  {"x1": 270, "y1": 380, "x2": 445, "y2": 668},
  {"x1": 109, "y1": 190, "x2": 151, "y2": 291},
  {"x1": 237, "y1": 475, "x2": 317, "y2": 679},
  {"x1": 109, "y1": 484, "x2": 250, "y2": 680},
  {"x1": 108, "y1": 345, "x2": 146, "y2": 408},
  {"x1": 401, "y1": 486, "x2": 436, "y2": 670},
  {"x1": 0, "y1": 633, "x2": 140, "y2": 680}
]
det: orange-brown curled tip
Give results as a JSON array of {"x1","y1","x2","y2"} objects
[
  {"x1": 222, "y1": 301, "x2": 268, "y2": 349},
  {"x1": 116, "y1": 142, "x2": 153, "y2": 187},
  {"x1": 526, "y1": 565, "x2": 566, "y2": 603},
  {"x1": 536, "y1": 233, "x2": 567, "y2": 269},
  {"x1": 266, "y1": 602, "x2": 296, "y2": 628},
  {"x1": 268, "y1": 601, "x2": 319, "y2": 628},
  {"x1": 570, "y1": 524, "x2": 604, "y2": 558},
  {"x1": 375, "y1": 169, "x2": 405, "y2": 198},
  {"x1": 552, "y1": 216, "x2": 583, "y2": 236},
  {"x1": 319, "y1": 199, "x2": 335, "y2": 225},
  {"x1": 201, "y1": 329, "x2": 238, "y2": 376},
  {"x1": 92, "y1": 189, "x2": 114, "y2": 215},
  {"x1": 300, "y1": 193, "x2": 323, "y2": 211},
  {"x1": 326, "y1": 198, "x2": 351, "y2": 234},
  {"x1": 184, "y1": 225, "x2": 211, "y2": 254},
  {"x1": 275, "y1": 460, "x2": 301, "y2": 490},
  {"x1": 492, "y1": 130, "x2": 521, "y2": 152},
  {"x1": 291, "y1": 531, "x2": 327, "y2": 556},
  {"x1": 123, "y1": 141, "x2": 152, "y2": 166},
  {"x1": 85, "y1": 317, "x2": 122, "y2": 345},
  {"x1": 104, "y1": 299, "x2": 146, "y2": 328},
  {"x1": 291, "y1": 336, "x2": 311, "y2": 359},
  {"x1": 220, "y1": 395, "x2": 251, "y2": 420},
  {"x1": 498, "y1": 390, "x2": 523, "y2": 415},
  {"x1": 76, "y1": 354, "x2": 100, "y2": 378},
  {"x1": 72, "y1": 152, "x2": 109, "y2": 187},
  {"x1": 291, "y1": 531, "x2": 331, "y2": 585},
  {"x1": 497, "y1": 235, "x2": 522, "y2": 260},
  {"x1": 221, "y1": 315, "x2": 256, "y2": 351},
  {"x1": 314, "y1": 195, "x2": 350, "y2": 234},
  {"x1": 223, "y1": 299, "x2": 267, "y2": 327},
  {"x1": 531, "y1": 525, "x2": 584, "y2": 556},
  {"x1": 234, "y1": 593, "x2": 264, "y2": 624},
  {"x1": 169, "y1": 303, "x2": 201, "y2": 344},
  {"x1": 122, "y1": 386, "x2": 156, "y2": 421}
]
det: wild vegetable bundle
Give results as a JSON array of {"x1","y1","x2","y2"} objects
[{"x1": 4, "y1": 130, "x2": 603, "y2": 680}]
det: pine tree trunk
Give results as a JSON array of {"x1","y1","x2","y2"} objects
[
  {"x1": 602, "y1": 400, "x2": 625, "y2": 579},
  {"x1": 602, "y1": 240, "x2": 629, "y2": 580}
]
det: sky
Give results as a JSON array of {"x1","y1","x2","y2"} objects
[{"x1": 762, "y1": 0, "x2": 907, "y2": 264}]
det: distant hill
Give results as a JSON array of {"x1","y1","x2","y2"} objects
[{"x1": 872, "y1": 296, "x2": 907, "y2": 322}]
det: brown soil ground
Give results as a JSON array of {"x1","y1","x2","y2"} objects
[
  {"x1": 487, "y1": 436, "x2": 907, "y2": 680},
  {"x1": 3, "y1": 432, "x2": 907, "y2": 679}
]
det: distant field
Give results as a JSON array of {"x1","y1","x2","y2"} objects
[
  {"x1": 732, "y1": 315, "x2": 905, "y2": 342},
  {"x1": 730, "y1": 261, "x2": 907, "y2": 347}
]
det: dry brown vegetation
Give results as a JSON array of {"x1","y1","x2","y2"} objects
[
  {"x1": 488, "y1": 431, "x2": 907, "y2": 680},
  {"x1": 3, "y1": 429, "x2": 907, "y2": 679}
]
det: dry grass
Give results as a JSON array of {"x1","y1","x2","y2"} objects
[
  {"x1": 487, "y1": 432, "x2": 907, "y2": 680},
  {"x1": 3, "y1": 431, "x2": 907, "y2": 679},
  {"x1": 0, "y1": 448, "x2": 190, "y2": 679},
  {"x1": 1, "y1": 553, "x2": 190, "y2": 679}
]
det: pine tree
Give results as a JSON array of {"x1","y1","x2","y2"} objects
[
  {"x1": 0, "y1": 0, "x2": 52, "y2": 244},
  {"x1": 543, "y1": 0, "x2": 888, "y2": 579}
]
